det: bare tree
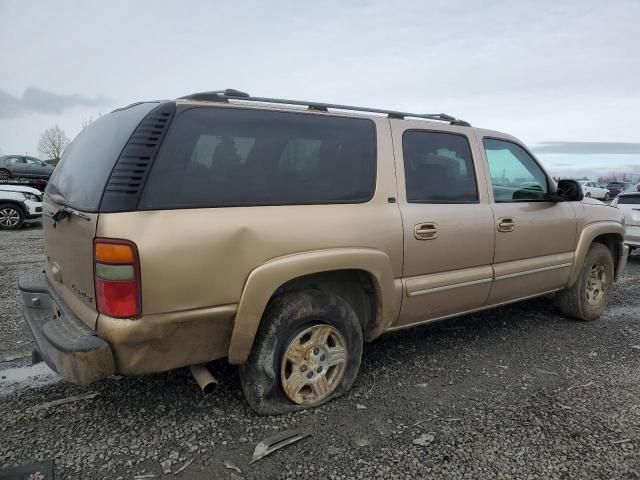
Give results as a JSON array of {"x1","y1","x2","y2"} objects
[{"x1": 37, "y1": 125, "x2": 70, "y2": 163}]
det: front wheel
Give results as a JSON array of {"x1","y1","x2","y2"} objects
[
  {"x1": 0, "y1": 204, "x2": 25, "y2": 230},
  {"x1": 555, "y1": 243, "x2": 614, "y2": 321},
  {"x1": 239, "y1": 290, "x2": 363, "y2": 415},
  {"x1": 0, "y1": 168, "x2": 11, "y2": 179},
  {"x1": 585, "y1": 192, "x2": 592, "y2": 198},
  {"x1": 604, "y1": 192, "x2": 610, "y2": 201}
]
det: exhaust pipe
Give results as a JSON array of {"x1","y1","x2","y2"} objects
[{"x1": 190, "y1": 364, "x2": 218, "y2": 393}]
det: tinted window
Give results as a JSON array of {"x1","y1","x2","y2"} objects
[
  {"x1": 46, "y1": 102, "x2": 158, "y2": 211},
  {"x1": 141, "y1": 107, "x2": 376, "y2": 208},
  {"x1": 483, "y1": 138, "x2": 549, "y2": 202},
  {"x1": 402, "y1": 131, "x2": 478, "y2": 203},
  {"x1": 618, "y1": 195, "x2": 640, "y2": 204}
]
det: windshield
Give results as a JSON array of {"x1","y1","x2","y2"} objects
[{"x1": 46, "y1": 102, "x2": 157, "y2": 211}]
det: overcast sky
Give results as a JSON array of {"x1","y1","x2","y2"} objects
[{"x1": 1, "y1": 0, "x2": 639, "y2": 177}]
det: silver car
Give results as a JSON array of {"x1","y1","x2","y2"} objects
[
  {"x1": 0, "y1": 155, "x2": 55, "y2": 180},
  {"x1": 612, "y1": 183, "x2": 640, "y2": 253}
]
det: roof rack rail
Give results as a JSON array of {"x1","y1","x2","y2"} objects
[{"x1": 179, "y1": 89, "x2": 471, "y2": 127}]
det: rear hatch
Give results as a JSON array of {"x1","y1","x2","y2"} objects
[
  {"x1": 43, "y1": 102, "x2": 160, "y2": 329},
  {"x1": 617, "y1": 194, "x2": 640, "y2": 226}
]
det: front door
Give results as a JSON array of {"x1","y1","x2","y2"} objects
[
  {"x1": 480, "y1": 137, "x2": 577, "y2": 304},
  {"x1": 391, "y1": 122, "x2": 495, "y2": 328}
]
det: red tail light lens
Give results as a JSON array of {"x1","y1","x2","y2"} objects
[{"x1": 94, "y1": 239, "x2": 141, "y2": 318}]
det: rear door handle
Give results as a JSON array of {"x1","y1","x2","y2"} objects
[
  {"x1": 497, "y1": 218, "x2": 515, "y2": 233},
  {"x1": 414, "y1": 222, "x2": 438, "y2": 240}
]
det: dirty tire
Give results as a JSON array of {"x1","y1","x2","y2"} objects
[
  {"x1": 239, "y1": 289, "x2": 363, "y2": 415},
  {"x1": 0, "y1": 203, "x2": 25, "y2": 230},
  {"x1": 556, "y1": 243, "x2": 614, "y2": 321}
]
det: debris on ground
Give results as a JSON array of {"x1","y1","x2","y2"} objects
[
  {"x1": 173, "y1": 458, "x2": 193, "y2": 475},
  {"x1": 250, "y1": 429, "x2": 312, "y2": 464},
  {"x1": 413, "y1": 383, "x2": 429, "y2": 388},
  {"x1": 612, "y1": 438, "x2": 632, "y2": 445},
  {"x1": 356, "y1": 403, "x2": 367, "y2": 410},
  {"x1": 133, "y1": 475, "x2": 156, "y2": 479},
  {"x1": 413, "y1": 433, "x2": 435, "y2": 446},
  {"x1": 30, "y1": 392, "x2": 100, "y2": 412},
  {"x1": 224, "y1": 460, "x2": 242, "y2": 473},
  {"x1": 534, "y1": 368, "x2": 559, "y2": 376},
  {"x1": 160, "y1": 459, "x2": 172, "y2": 474},
  {"x1": 567, "y1": 381, "x2": 594, "y2": 391},
  {"x1": 355, "y1": 438, "x2": 371, "y2": 447}
]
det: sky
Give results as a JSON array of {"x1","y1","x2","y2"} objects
[{"x1": 1, "y1": 0, "x2": 639, "y2": 179}]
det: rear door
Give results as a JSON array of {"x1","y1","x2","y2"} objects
[
  {"x1": 391, "y1": 121, "x2": 494, "y2": 327},
  {"x1": 479, "y1": 136, "x2": 577, "y2": 304},
  {"x1": 8, "y1": 156, "x2": 28, "y2": 176}
]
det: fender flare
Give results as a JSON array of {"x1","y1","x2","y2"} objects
[
  {"x1": 227, "y1": 248, "x2": 397, "y2": 364},
  {"x1": 567, "y1": 221, "x2": 625, "y2": 288}
]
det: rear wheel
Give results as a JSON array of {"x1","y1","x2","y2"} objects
[
  {"x1": 555, "y1": 243, "x2": 614, "y2": 321},
  {"x1": 239, "y1": 289, "x2": 363, "y2": 415},
  {"x1": 0, "y1": 204, "x2": 25, "y2": 230},
  {"x1": 0, "y1": 168, "x2": 11, "y2": 179}
]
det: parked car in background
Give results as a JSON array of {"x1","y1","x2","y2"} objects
[
  {"x1": 0, "y1": 184, "x2": 43, "y2": 229},
  {"x1": 612, "y1": 183, "x2": 640, "y2": 254},
  {"x1": 578, "y1": 180, "x2": 610, "y2": 200},
  {"x1": 0, "y1": 155, "x2": 55, "y2": 180},
  {"x1": 606, "y1": 181, "x2": 634, "y2": 197}
]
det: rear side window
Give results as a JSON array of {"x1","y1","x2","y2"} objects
[
  {"x1": 46, "y1": 102, "x2": 159, "y2": 211},
  {"x1": 141, "y1": 107, "x2": 376, "y2": 209},
  {"x1": 402, "y1": 130, "x2": 478, "y2": 203}
]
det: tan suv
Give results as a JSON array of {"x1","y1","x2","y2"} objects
[{"x1": 19, "y1": 89, "x2": 628, "y2": 414}]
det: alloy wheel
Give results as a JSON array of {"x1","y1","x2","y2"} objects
[
  {"x1": 0, "y1": 207, "x2": 21, "y2": 228},
  {"x1": 280, "y1": 324, "x2": 347, "y2": 405}
]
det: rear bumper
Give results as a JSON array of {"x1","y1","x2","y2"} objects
[
  {"x1": 19, "y1": 272, "x2": 115, "y2": 384},
  {"x1": 624, "y1": 225, "x2": 640, "y2": 248}
]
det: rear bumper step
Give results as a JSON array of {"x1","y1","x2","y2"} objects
[{"x1": 18, "y1": 271, "x2": 115, "y2": 385}]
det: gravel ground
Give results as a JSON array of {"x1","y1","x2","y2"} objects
[{"x1": 1, "y1": 227, "x2": 639, "y2": 479}]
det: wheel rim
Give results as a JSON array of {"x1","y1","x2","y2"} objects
[
  {"x1": 0, "y1": 170, "x2": 9, "y2": 179},
  {"x1": 0, "y1": 207, "x2": 20, "y2": 227},
  {"x1": 586, "y1": 263, "x2": 607, "y2": 306},
  {"x1": 280, "y1": 324, "x2": 347, "y2": 405}
]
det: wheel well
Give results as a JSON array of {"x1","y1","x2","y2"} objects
[
  {"x1": 271, "y1": 270, "x2": 378, "y2": 333},
  {"x1": 592, "y1": 233, "x2": 621, "y2": 274}
]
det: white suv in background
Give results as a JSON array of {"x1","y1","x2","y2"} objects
[
  {"x1": 578, "y1": 181, "x2": 610, "y2": 200},
  {"x1": 612, "y1": 183, "x2": 640, "y2": 253},
  {"x1": 0, "y1": 184, "x2": 43, "y2": 230}
]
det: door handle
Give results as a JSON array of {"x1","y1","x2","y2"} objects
[
  {"x1": 414, "y1": 222, "x2": 438, "y2": 240},
  {"x1": 497, "y1": 218, "x2": 515, "y2": 232}
]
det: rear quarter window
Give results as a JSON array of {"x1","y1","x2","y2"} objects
[
  {"x1": 46, "y1": 102, "x2": 158, "y2": 211},
  {"x1": 140, "y1": 107, "x2": 377, "y2": 209}
]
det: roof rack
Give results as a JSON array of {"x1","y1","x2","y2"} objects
[{"x1": 179, "y1": 89, "x2": 471, "y2": 127}]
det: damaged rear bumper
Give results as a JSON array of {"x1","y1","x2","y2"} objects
[{"x1": 18, "y1": 272, "x2": 115, "y2": 385}]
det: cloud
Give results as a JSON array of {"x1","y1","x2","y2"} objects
[
  {"x1": 532, "y1": 142, "x2": 640, "y2": 155},
  {"x1": 0, "y1": 87, "x2": 112, "y2": 118}
]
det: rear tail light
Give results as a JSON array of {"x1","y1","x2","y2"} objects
[{"x1": 94, "y1": 239, "x2": 141, "y2": 318}]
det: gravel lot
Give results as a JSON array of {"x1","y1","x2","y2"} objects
[{"x1": 1, "y1": 226, "x2": 639, "y2": 479}]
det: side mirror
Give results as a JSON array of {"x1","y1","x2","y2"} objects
[{"x1": 553, "y1": 179, "x2": 584, "y2": 202}]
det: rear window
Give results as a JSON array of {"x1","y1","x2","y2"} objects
[
  {"x1": 140, "y1": 107, "x2": 376, "y2": 209},
  {"x1": 618, "y1": 195, "x2": 640, "y2": 204},
  {"x1": 46, "y1": 102, "x2": 158, "y2": 211}
]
